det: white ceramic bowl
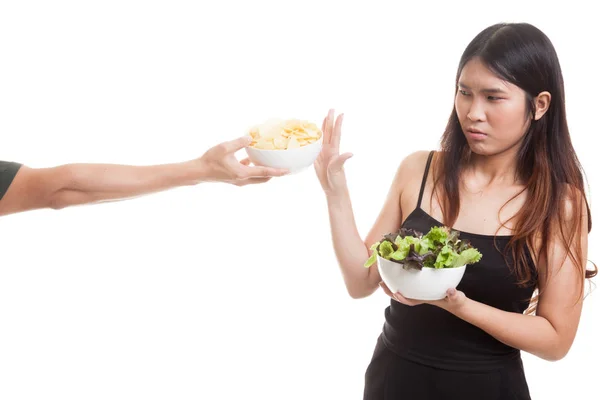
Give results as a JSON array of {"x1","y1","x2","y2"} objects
[
  {"x1": 377, "y1": 255, "x2": 466, "y2": 300},
  {"x1": 245, "y1": 136, "x2": 323, "y2": 173}
]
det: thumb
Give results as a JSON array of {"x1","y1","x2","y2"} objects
[
  {"x1": 328, "y1": 152, "x2": 354, "y2": 173},
  {"x1": 222, "y1": 135, "x2": 253, "y2": 153},
  {"x1": 446, "y1": 287, "x2": 458, "y2": 300}
]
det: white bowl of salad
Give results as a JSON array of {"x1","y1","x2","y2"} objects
[{"x1": 364, "y1": 226, "x2": 483, "y2": 301}]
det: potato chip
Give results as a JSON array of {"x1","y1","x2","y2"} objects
[
  {"x1": 273, "y1": 136, "x2": 289, "y2": 150},
  {"x1": 254, "y1": 137, "x2": 275, "y2": 150},
  {"x1": 287, "y1": 136, "x2": 301, "y2": 149}
]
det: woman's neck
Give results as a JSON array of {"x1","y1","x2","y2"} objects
[{"x1": 466, "y1": 149, "x2": 522, "y2": 188}]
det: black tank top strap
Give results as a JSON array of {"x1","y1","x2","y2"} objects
[{"x1": 417, "y1": 151, "x2": 435, "y2": 208}]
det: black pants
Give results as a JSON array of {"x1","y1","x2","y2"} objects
[{"x1": 363, "y1": 336, "x2": 531, "y2": 400}]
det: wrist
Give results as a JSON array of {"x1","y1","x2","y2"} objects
[
  {"x1": 325, "y1": 187, "x2": 349, "y2": 205},
  {"x1": 442, "y1": 295, "x2": 469, "y2": 315},
  {"x1": 179, "y1": 159, "x2": 211, "y2": 185},
  {"x1": 324, "y1": 177, "x2": 350, "y2": 202}
]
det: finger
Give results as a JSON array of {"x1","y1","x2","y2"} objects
[
  {"x1": 331, "y1": 113, "x2": 344, "y2": 149},
  {"x1": 392, "y1": 293, "x2": 406, "y2": 304},
  {"x1": 221, "y1": 135, "x2": 253, "y2": 153},
  {"x1": 239, "y1": 157, "x2": 251, "y2": 166},
  {"x1": 236, "y1": 177, "x2": 272, "y2": 186},
  {"x1": 240, "y1": 165, "x2": 289, "y2": 178},
  {"x1": 321, "y1": 116, "x2": 329, "y2": 145},
  {"x1": 379, "y1": 282, "x2": 394, "y2": 297},
  {"x1": 393, "y1": 292, "x2": 420, "y2": 306},
  {"x1": 325, "y1": 109, "x2": 335, "y2": 145},
  {"x1": 328, "y1": 152, "x2": 354, "y2": 173}
]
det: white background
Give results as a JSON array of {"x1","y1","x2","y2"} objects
[{"x1": 1, "y1": 1, "x2": 598, "y2": 399}]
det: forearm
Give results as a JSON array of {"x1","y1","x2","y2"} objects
[
  {"x1": 53, "y1": 160, "x2": 204, "y2": 207},
  {"x1": 326, "y1": 180, "x2": 376, "y2": 298},
  {"x1": 445, "y1": 298, "x2": 564, "y2": 361}
]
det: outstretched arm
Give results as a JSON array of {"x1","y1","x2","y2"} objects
[
  {"x1": 0, "y1": 135, "x2": 288, "y2": 216},
  {"x1": 316, "y1": 109, "x2": 429, "y2": 298}
]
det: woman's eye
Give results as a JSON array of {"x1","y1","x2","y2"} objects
[
  {"x1": 487, "y1": 96, "x2": 502, "y2": 101},
  {"x1": 459, "y1": 90, "x2": 470, "y2": 96}
]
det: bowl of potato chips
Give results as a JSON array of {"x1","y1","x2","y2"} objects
[{"x1": 245, "y1": 118, "x2": 323, "y2": 173}]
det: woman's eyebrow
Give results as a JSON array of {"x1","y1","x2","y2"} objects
[{"x1": 458, "y1": 82, "x2": 508, "y2": 94}]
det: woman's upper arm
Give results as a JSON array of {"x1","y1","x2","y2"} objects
[
  {"x1": 0, "y1": 164, "x2": 69, "y2": 216},
  {"x1": 535, "y1": 190, "x2": 589, "y2": 358},
  {"x1": 364, "y1": 151, "x2": 430, "y2": 286}
]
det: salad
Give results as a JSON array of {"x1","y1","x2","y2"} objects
[{"x1": 364, "y1": 226, "x2": 482, "y2": 271}]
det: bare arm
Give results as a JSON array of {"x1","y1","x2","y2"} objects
[
  {"x1": 325, "y1": 180, "x2": 376, "y2": 298},
  {"x1": 0, "y1": 161, "x2": 200, "y2": 215},
  {"x1": 316, "y1": 110, "x2": 428, "y2": 298},
  {"x1": 0, "y1": 136, "x2": 288, "y2": 216}
]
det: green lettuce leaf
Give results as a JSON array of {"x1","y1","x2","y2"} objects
[
  {"x1": 451, "y1": 247, "x2": 483, "y2": 268},
  {"x1": 433, "y1": 244, "x2": 458, "y2": 269},
  {"x1": 364, "y1": 251, "x2": 378, "y2": 268},
  {"x1": 378, "y1": 241, "x2": 395, "y2": 259},
  {"x1": 423, "y1": 226, "x2": 449, "y2": 245}
]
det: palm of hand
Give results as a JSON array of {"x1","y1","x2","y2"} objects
[{"x1": 314, "y1": 109, "x2": 353, "y2": 193}]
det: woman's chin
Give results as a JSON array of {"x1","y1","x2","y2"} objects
[{"x1": 466, "y1": 142, "x2": 492, "y2": 156}]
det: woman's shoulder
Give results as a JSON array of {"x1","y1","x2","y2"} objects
[
  {"x1": 388, "y1": 150, "x2": 436, "y2": 199},
  {"x1": 559, "y1": 183, "x2": 589, "y2": 224},
  {"x1": 396, "y1": 150, "x2": 435, "y2": 176}
]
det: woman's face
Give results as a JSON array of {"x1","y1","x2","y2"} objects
[{"x1": 455, "y1": 57, "x2": 531, "y2": 157}]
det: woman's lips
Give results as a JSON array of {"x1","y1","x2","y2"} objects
[{"x1": 466, "y1": 129, "x2": 487, "y2": 140}]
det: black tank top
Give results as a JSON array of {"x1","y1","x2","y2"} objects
[
  {"x1": 0, "y1": 161, "x2": 22, "y2": 201},
  {"x1": 380, "y1": 151, "x2": 537, "y2": 372}
]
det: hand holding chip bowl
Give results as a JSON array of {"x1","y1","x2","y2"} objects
[{"x1": 244, "y1": 119, "x2": 323, "y2": 174}]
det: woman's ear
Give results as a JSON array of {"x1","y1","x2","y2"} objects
[{"x1": 534, "y1": 91, "x2": 551, "y2": 120}]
